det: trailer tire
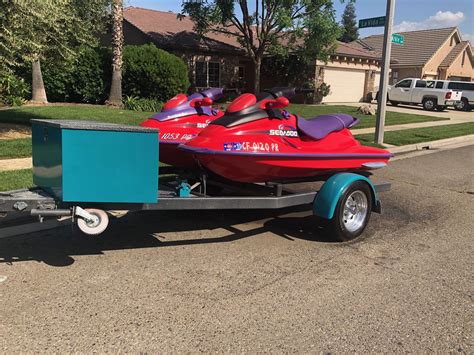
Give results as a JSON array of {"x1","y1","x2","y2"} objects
[
  {"x1": 422, "y1": 97, "x2": 437, "y2": 111},
  {"x1": 77, "y1": 209, "x2": 109, "y2": 235},
  {"x1": 327, "y1": 181, "x2": 372, "y2": 242}
]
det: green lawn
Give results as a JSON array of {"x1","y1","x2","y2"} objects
[
  {"x1": 0, "y1": 105, "x2": 154, "y2": 126},
  {"x1": 0, "y1": 104, "x2": 454, "y2": 160},
  {"x1": 0, "y1": 138, "x2": 32, "y2": 159},
  {"x1": 0, "y1": 104, "x2": 448, "y2": 129},
  {"x1": 356, "y1": 123, "x2": 474, "y2": 146},
  {"x1": 0, "y1": 169, "x2": 33, "y2": 191},
  {"x1": 289, "y1": 104, "x2": 448, "y2": 129}
]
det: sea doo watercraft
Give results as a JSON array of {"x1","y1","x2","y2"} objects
[
  {"x1": 140, "y1": 88, "x2": 227, "y2": 167},
  {"x1": 180, "y1": 89, "x2": 392, "y2": 182}
]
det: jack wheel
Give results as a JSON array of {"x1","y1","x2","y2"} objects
[{"x1": 77, "y1": 209, "x2": 109, "y2": 235}]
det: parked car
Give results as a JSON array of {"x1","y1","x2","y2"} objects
[
  {"x1": 387, "y1": 78, "x2": 462, "y2": 111},
  {"x1": 426, "y1": 80, "x2": 473, "y2": 111}
]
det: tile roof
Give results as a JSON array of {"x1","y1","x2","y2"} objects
[
  {"x1": 124, "y1": 7, "x2": 381, "y2": 61},
  {"x1": 335, "y1": 41, "x2": 381, "y2": 60},
  {"x1": 358, "y1": 27, "x2": 457, "y2": 67},
  {"x1": 124, "y1": 7, "x2": 244, "y2": 54},
  {"x1": 440, "y1": 41, "x2": 470, "y2": 67}
]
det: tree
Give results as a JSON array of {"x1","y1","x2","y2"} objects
[
  {"x1": 107, "y1": 0, "x2": 124, "y2": 106},
  {"x1": 339, "y1": 1, "x2": 358, "y2": 43},
  {"x1": 181, "y1": 0, "x2": 342, "y2": 93},
  {"x1": 0, "y1": 0, "x2": 109, "y2": 103}
]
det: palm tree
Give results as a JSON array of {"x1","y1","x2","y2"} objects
[
  {"x1": 31, "y1": 58, "x2": 48, "y2": 103},
  {"x1": 107, "y1": 0, "x2": 123, "y2": 106}
]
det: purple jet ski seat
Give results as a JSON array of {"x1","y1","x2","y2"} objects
[{"x1": 296, "y1": 113, "x2": 359, "y2": 140}]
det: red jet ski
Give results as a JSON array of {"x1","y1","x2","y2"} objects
[
  {"x1": 140, "y1": 88, "x2": 227, "y2": 167},
  {"x1": 180, "y1": 88, "x2": 392, "y2": 183}
]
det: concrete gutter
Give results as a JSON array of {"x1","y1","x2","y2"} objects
[{"x1": 389, "y1": 134, "x2": 474, "y2": 154}]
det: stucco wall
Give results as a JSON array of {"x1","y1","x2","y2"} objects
[
  {"x1": 424, "y1": 31, "x2": 459, "y2": 74},
  {"x1": 392, "y1": 67, "x2": 423, "y2": 82},
  {"x1": 446, "y1": 48, "x2": 474, "y2": 80}
]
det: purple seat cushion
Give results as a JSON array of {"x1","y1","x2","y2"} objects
[{"x1": 297, "y1": 113, "x2": 359, "y2": 140}]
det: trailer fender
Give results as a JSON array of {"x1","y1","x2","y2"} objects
[{"x1": 313, "y1": 173, "x2": 380, "y2": 220}]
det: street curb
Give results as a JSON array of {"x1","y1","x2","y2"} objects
[{"x1": 389, "y1": 135, "x2": 474, "y2": 154}]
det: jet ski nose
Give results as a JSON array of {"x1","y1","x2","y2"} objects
[{"x1": 140, "y1": 119, "x2": 160, "y2": 128}]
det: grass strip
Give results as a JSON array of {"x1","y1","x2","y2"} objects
[
  {"x1": 0, "y1": 169, "x2": 33, "y2": 191},
  {"x1": 356, "y1": 122, "x2": 474, "y2": 146},
  {"x1": 289, "y1": 104, "x2": 448, "y2": 129},
  {"x1": 0, "y1": 138, "x2": 32, "y2": 159},
  {"x1": 0, "y1": 105, "x2": 448, "y2": 130},
  {"x1": 0, "y1": 105, "x2": 154, "y2": 126}
]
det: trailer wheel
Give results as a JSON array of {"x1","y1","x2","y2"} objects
[
  {"x1": 77, "y1": 209, "x2": 109, "y2": 235},
  {"x1": 328, "y1": 181, "x2": 372, "y2": 242}
]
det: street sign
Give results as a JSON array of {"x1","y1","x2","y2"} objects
[
  {"x1": 359, "y1": 16, "x2": 386, "y2": 28},
  {"x1": 392, "y1": 33, "x2": 404, "y2": 45}
]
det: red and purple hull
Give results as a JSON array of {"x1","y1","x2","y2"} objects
[{"x1": 180, "y1": 117, "x2": 392, "y2": 182}]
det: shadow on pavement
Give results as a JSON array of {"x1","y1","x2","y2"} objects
[{"x1": 0, "y1": 206, "x2": 339, "y2": 267}]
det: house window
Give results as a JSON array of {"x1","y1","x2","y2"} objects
[
  {"x1": 236, "y1": 66, "x2": 245, "y2": 86},
  {"x1": 195, "y1": 61, "x2": 220, "y2": 87}
]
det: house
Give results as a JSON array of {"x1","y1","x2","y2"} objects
[
  {"x1": 122, "y1": 7, "x2": 254, "y2": 92},
  {"x1": 357, "y1": 27, "x2": 474, "y2": 84},
  {"x1": 120, "y1": 7, "x2": 383, "y2": 102}
]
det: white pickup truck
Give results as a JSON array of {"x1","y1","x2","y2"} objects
[
  {"x1": 387, "y1": 78, "x2": 462, "y2": 111},
  {"x1": 428, "y1": 80, "x2": 473, "y2": 111}
]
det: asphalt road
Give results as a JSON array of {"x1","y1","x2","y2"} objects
[{"x1": 0, "y1": 146, "x2": 473, "y2": 352}]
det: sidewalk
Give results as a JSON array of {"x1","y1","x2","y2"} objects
[
  {"x1": 0, "y1": 157, "x2": 32, "y2": 172},
  {"x1": 351, "y1": 118, "x2": 473, "y2": 135}
]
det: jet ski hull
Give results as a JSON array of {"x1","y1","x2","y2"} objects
[
  {"x1": 181, "y1": 115, "x2": 392, "y2": 182},
  {"x1": 140, "y1": 88, "x2": 225, "y2": 168}
]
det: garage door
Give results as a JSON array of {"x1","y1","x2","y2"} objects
[{"x1": 323, "y1": 68, "x2": 366, "y2": 103}]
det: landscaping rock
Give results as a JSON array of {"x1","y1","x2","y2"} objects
[{"x1": 357, "y1": 104, "x2": 376, "y2": 115}]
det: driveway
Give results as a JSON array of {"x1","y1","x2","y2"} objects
[
  {"x1": 327, "y1": 102, "x2": 473, "y2": 122},
  {"x1": 0, "y1": 147, "x2": 473, "y2": 352}
]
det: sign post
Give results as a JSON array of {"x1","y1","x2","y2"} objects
[{"x1": 374, "y1": 0, "x2": 396, "y2": 145}]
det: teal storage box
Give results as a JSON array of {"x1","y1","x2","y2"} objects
[{"x1": 32, "y1": 119, "x2": 159, "y2": 203}]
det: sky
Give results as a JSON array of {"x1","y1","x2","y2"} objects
[{"x1": 126, "y1": 0, "x2": 474, "y2": 43}]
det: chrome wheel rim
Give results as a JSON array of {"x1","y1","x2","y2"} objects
[
  {"x1": 425, "y1": 100, "x2": 434, "y2": 109},
  {"x1": 342, "y1": 190, "x2": 368, "y2": 232}
]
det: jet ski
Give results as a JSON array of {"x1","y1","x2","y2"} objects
[
  {"x1": 140, "y1": 88, "x2": 227, "y2": 167},
  {"x1": 180, "y1": 89, "x2": 392, "y2": 183}
]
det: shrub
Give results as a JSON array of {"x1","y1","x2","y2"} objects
[
  {"x1": 122, "y1": 44, "x2": 189, "y2": 102},
  {"x1": 0, "y1": 73, "x2": 30, "y2": 106},
  {"x1": 37, "y1": 46, "x2": 110, "y2": 103},
  {"x1": 123, "y1": 95, "x2": 162, "y2": 112},
  {"x1": 68, "y1": 47, "x2": 108, "y2": 103}
]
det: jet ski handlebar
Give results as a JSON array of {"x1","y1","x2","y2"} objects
[
  {"x1": 263, "y1": 87, "x2": 315, "y2": 100},
  {"x1": 200, "y1": 88, "x2": 241, "y2": 101}
]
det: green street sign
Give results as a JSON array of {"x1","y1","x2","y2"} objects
[
  {"x1": 392, "y1": 33, "x2": 404, "y2": 45},
  {"x1": 359, "y1": 16, "x2": 386, "y2": 28}
]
